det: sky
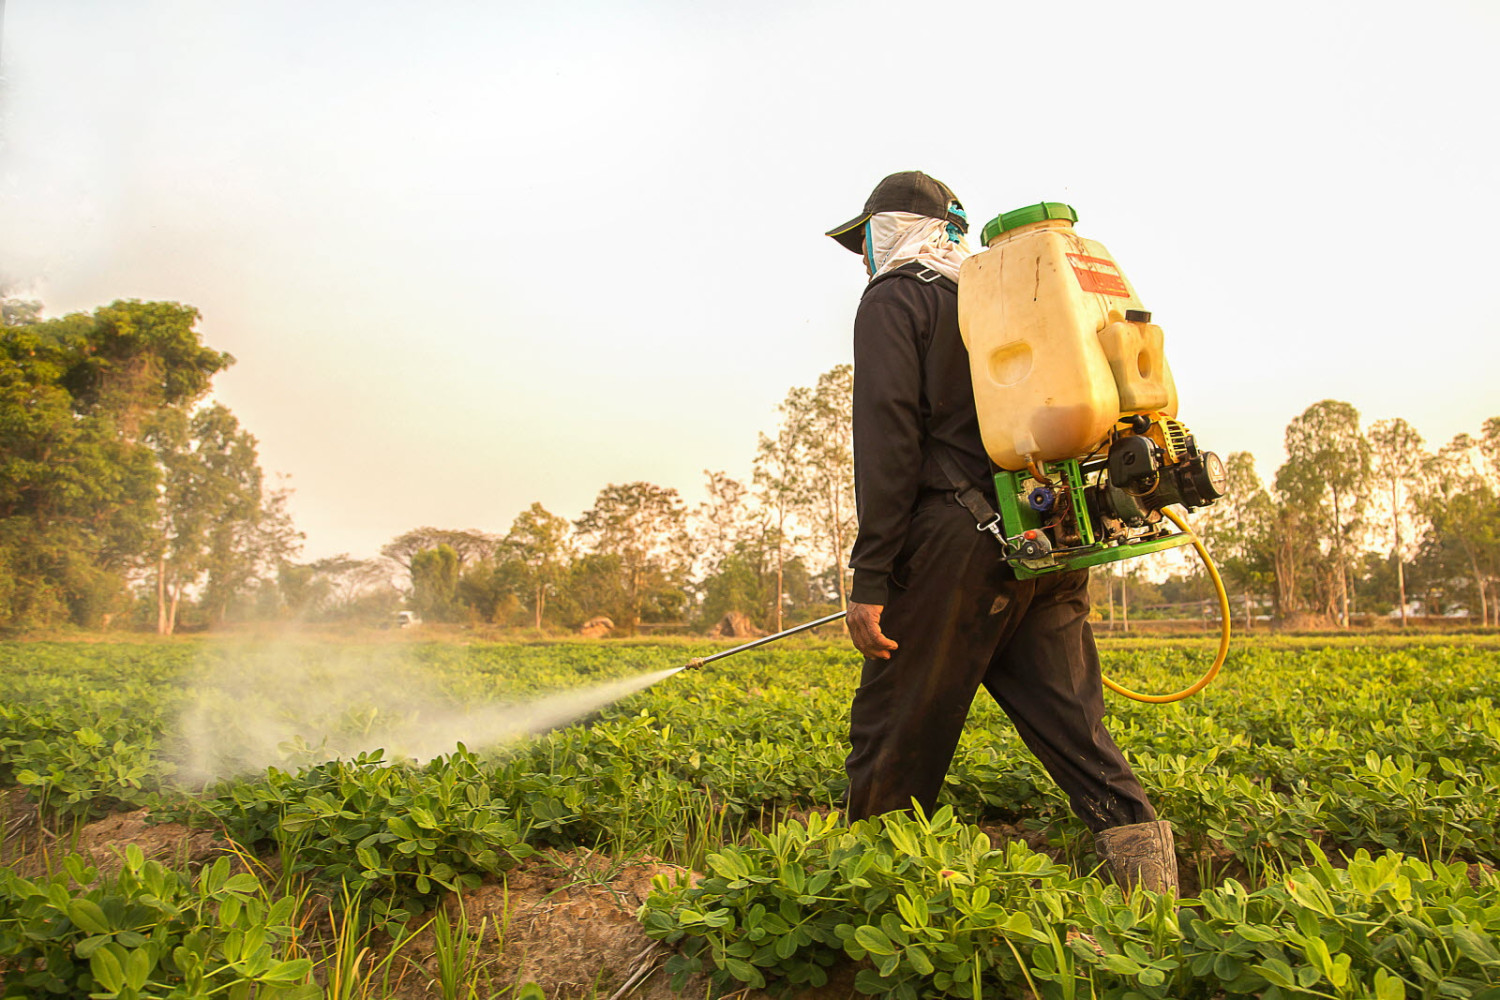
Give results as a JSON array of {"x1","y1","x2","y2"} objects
[{"x1": 2, "y1": 0, "x2": 1497, "y2": 562}]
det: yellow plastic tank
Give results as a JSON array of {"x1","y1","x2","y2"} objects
[
  {"x1": 957, "y1": 202, "x2": 1177, "y2": 471},
  {"x1": 1098, "y1": 317, "x2": 1178, "y2": 415}
]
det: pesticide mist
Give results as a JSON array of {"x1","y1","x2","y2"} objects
[{"x1": 174, "y1": 643, "x2": 682, "y2": 785}]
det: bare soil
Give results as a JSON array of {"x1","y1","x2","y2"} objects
[
  {"x1": 391, "y1": 848, "x2": 863, "y2": 999},
  {"x1": 3, "y1": 802, "x2": 233, "y2": 881},
  {"x1": 0, "y1": 787, "x2": 43, "y2": 868}
]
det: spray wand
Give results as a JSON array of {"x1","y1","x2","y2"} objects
[{"x1": 683, "y1": 610, "x2": 848, "y2": 670}]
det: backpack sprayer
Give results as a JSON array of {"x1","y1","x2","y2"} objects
[{"x1": 687, "y1": 203, "x2": 1231, "y2": 702}]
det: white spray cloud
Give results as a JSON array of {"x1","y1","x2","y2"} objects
[{"x1": 173, "y1": 643, "x2": 682, "y2": 785}]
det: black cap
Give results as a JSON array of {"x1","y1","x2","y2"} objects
[{"x1": 825, "y1": 171, "x2": 967, "y2": 254}]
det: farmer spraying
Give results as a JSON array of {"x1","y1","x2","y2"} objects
[
  {"x1": 685, "y1": 170, "x2": 1229, "y2": 890},
  {"x1": 825, "y1": 171, "x2": 1178, "y2": 894}
]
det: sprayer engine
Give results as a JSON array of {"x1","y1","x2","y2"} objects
[
  {"x1": 1093, "y1": 416, "x2": 1227, "y2": 528},
  {"x1": 997, "y1": 415, "x2": 1226, "y2": 578}
]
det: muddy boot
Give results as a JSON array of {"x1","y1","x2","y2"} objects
[{"x1": 1095, "y1": 820, "x2": 1179, "y2": 895}]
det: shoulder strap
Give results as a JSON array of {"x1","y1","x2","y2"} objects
[
  {"x1": 866, "y1": 262, "x2": 958, "y2": 295},
  {"x1": 931, "y1": 445, "x2": 1007, "y2": 544},
  {"x1": 866, "y1": 265, "x2": 999, "y2": 542}
]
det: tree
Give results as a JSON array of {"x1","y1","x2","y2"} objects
[
  {"x1": 0, "y1": 297, "x2": 287, "y2": 632},
  {"x1": 1196, "y1": 451, "x2": 1277, "y2": 626},
  {"x1": 411, "y1": 545, "x2": 461, "y2": 622},
  {"x1": 1276, "y1": 401, "x2": 1371, "y2": 626},
  {"x1": 278, "y1": 555, "x2": 398, "y2": 622},
  {"x1": 1, "y1": 297, "x2": 41, "y2": 327},
  {"x1": 754, "y1": 389, "x2": 818, "y2": 633},
  {"x1": 457, "y1": 556, "x2": 528, "y2": 625},
  {"x1": 693, "y1": 471, "x2": 754, "y2": 580},
  {"x1": 147, "y1": 404, "x2": 297, "y2": 633},
  {"x1": 1367, "y1": 418, "x2": 1428, "y2": 626},
  {"x1": 560, "y1": 553, "x2": 630, "y2": 627},
  {"x1": 0, "y1": 302, "x2": 221, "y2": 628},
  {"x1": 505, "y1": 503, "x2": 572, "y2": 628},
  {"x1": 381, "y1": 527, "x2": 498, "y2": 577},
  {"x1": 690, "y1": 470, "x2": 783, "y2": 627},
  {"x1": 751, "y1": 366, "x2": 858, "y2": 629},
  {"x1": 62, "y1": 300, "x2": 233, "y2": 442},
  {"x1": 697, "y1": 549, "x2": 770, "y2": 629},
  {"x1": 1481, "y1": 417, "x2": 1500, "y2": 473},
  {"x1": 788, "y1": 365, "x2": 857, "y2": 615},
  {"x1": 201, "y1": 465, "x2": 301, "y2": 627},
  {"x1": 574, "y1": 482, "x2": 692, "y2": 632},
  {"x1": 1, "y1": 328, "x2": 148, "y2": 626},
  {"x1": 1416, "y1": 433, "x2": 1499, "y2": 625}
]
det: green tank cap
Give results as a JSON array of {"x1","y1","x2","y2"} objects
[{"x1": 980, "y1": 202, "x2": 1079, "y2": 245}]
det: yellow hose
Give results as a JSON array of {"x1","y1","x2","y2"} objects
[{"x1": 1100, "y1": 507, "x2": 1230, "y2": 704}]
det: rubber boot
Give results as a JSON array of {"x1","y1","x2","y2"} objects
[{"x1": 1094, "y1": 820, "x2": 1179, "y2": 895}]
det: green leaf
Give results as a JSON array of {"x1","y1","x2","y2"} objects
[
  {"x1": 223, "y1": 873, "x2": 260, "y2": 894},
  {"x1": 67, "y1": 898, "x2": 112, "y2": 934},
  {"x1": 125, "y1": 946, "x2": 153, "y2": 991},
  {"x1": 1452, "y1": 927, "x2": 1499, "y2": 964},
  {"x1": 707, "y1": 852, "x2": 750, "y2": 882},
  {"x1": 1374, "y1": 967, "x2": 1407, "y2": 1000},
  {"x1": 204, "y1": 857, "x2": 230, "y2": 893},
  {"x1": 1328, "y1": 952, "x2": 1350, "y2": 989},
  {"x1": 259, "y1": 958, "x2": 313, "y2": 983},
  {"x1": 92, "y1": 945, "x2": 126, "y2": 993},
  {"x1": 1103, "y1": 954, "x2": 1144, "y2": 975},
  {"x1": 77, "y1": 933, "x2": 113, "y2": 958},
  {"x1": 886, "y1": 824, "x2": 920, "y2": 858},
  {"x1": 722, "y1": 958, "x2": 765, "y2": 988},
  {"x1": 1255, "y1": 958, "x2": 1297, "y2": 988},
  {"x1": 896, "y1": 892, "x2": 929, "y2": 929},
  {"x1": 855, "y1": 925, "x2": 898, "y2": 956},
  {"x1": 1002, "y1": 911, "x2": 1038, "y2": 940}
]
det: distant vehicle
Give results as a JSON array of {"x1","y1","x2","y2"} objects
[{"x1": 394, "y1": 611, "x2": 419, "y2": 628}]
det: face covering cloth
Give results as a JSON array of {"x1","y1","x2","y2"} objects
[{"x1": 863, "y1": 211, "x2": 973, "y2": 284}]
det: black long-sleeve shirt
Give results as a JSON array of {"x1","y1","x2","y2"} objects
[{"x1": 849, "y1": 265, "x2": 998, "y2": 605}]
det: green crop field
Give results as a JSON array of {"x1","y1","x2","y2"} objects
[{"x1": 2, "y1": 634, "x2": 1499, "y2": 999}]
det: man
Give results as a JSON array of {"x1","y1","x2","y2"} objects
[{"x1": 825, "y1": 171, "x2": 1177, "y2": 894}]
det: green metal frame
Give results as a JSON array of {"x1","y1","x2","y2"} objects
[{"x1": 993, "y1": 460, "x2": 1194, "y2": 579}]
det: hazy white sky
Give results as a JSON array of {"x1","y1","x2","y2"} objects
[{"x1": 3, "y1": 0, "x2": 1497, "y2": 560}]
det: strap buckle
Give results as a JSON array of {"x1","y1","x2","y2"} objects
[{"x1": 975, "y1": 514, "x2": 1004, "y2": 538}]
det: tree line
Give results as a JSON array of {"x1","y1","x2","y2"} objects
[
  {"x1": 1199, "y1": 402, "x2": 1499, "y2": 628},
  {"x1": 0, "y1": 298, "x2": 295, "y2": 633},
  {"x1": 310, "y1": 364, "x2": 860, "y2": 634},
  {"x1": 0, "y1": 297, "x2": 858, "y2": 634},
  {"x1": 362, "y1": 398, "x2": 1498, "y2": 634},
  {"x1": 3, "y1": 296, "x2": 1495, "y2": 634}
]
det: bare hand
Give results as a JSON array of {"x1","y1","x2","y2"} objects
[{"x1": 848, "y1": 602, "x2": 898, "y2": 660}]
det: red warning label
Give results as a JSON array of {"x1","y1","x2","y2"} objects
[{"x1": 1067, "y1": 253, "x2": 1129, "y2": 297}]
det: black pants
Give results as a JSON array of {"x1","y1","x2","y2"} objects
[{"x1": 844, "y1": 493, "x2": 1156, "y2": 833}]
